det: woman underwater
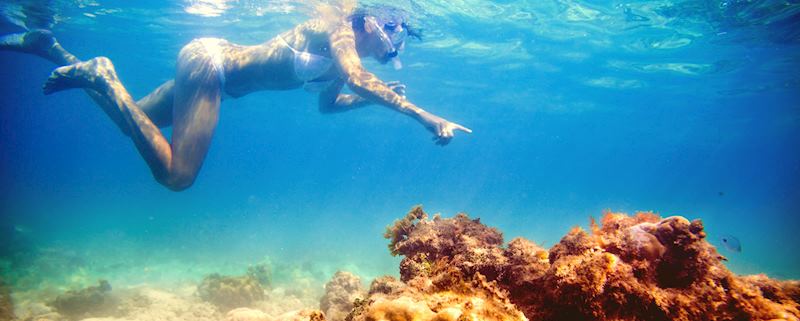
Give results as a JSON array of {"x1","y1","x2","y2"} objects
[{"x1": 0, "y1": 5, "x2": 471, "y2": 191}]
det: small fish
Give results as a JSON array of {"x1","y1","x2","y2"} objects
[{"x1": 720, "y1": 235, "x2": 742, "y2": 253}]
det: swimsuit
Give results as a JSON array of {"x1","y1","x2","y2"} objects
[
  {"x1": 196, "y1": 37, "x2": 231, "y2": 99},
  {"x1": 279, "y1": 36, "x2": 336, "y2": 92},
  {"x1": 197, "y1": 38, "x2": 227, "y2": 87},
  {"x1": 195, "y1": 36, "x2": 336, "y2": 99}
]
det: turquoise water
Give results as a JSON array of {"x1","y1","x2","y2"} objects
[{"x1": 0, "y1": 0, "x2": 798, "y2": 309}]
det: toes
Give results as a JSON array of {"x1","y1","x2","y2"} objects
[
  {"x1": 42, "y1": 69, "x2": 72, "y2": 95},
  {"x1": 42, "y1": 77, "x2": 58, "y2": 95},
  {"x1": 41, "y1": 64, "x2": 93, "y2": 94}
]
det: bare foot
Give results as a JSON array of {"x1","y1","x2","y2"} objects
[{"x1": 43, "y1": 57, "x2": 114, "y2": 95}]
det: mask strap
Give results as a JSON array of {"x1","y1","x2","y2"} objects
[{"x1": 366, "y1": 16, "x2": 396, "y2": 53}]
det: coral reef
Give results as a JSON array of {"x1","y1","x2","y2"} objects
[
  {"x1": 344, "y1": 208, "x2": 528, "y2": 321},
  {"x1": 320, "y1": 271, "x2": 365, "y2": 321},
  {"x1": 364, "y1": 206, "x2": 800, "y2": 321},
  {"x1": 385, "y1": 207, "x2": 507, "y2": 284},
  {"x1": 344, "y1": 272, "x2": 528, "y2": 321},
  {"x1": 198, "y1": 273, "x2": 266, "y2": 312},
  {"x1": 47, "y1": 279, "x2": 117, "y2": 319},
  {"x1": 6, "y1": 206, "x2": 799, "y2": 321}
]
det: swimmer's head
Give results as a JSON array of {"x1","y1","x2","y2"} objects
[{"x1": 350, "y1": 6, "x2": 422, "y2": 67}]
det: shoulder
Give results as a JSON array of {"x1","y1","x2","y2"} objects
[
  {"x1": 294, "y1": 19, "x2": 341, "y2": 37},
  {"x1": 294, "y1": 17, "x2": 355, "y2": 40}
]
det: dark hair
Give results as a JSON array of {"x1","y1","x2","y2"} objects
[{"x1": 349, "y1": 6, "x2": 423, "y2": 40}]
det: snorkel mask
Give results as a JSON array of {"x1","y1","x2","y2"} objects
[{"x1": 365, "y1": 16, "x2": 408, "y2": 70}]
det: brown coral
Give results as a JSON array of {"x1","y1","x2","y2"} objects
[
  {"x1": 386, "y1": 206, "x2": 506, "y2": 283},
  {"x1": 197, "y1": 273, "x2": 265, "y2": 312},
  {"x1": 345, "y1": 272, "x2": 527, "y2": 321},
  {"x1": 320, "y1": 271, "x2": 365, "y2": 321},
  {"x1": 371, "y1": 206, "x2": 800, "y2": 321},
  {"x1": 339, "y1": 206, "x2": 529, "y2": 321}
]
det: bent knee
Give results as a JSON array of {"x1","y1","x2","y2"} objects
[
  {"x1": 87, "y1": 56, "x2": 115, "y2": 72},
  {"x1": 155, "y1": 171, "x2": 197, "y2": 192},
  {"x1": 166, "y1": 179, "x2": 194, "y2": 192}
]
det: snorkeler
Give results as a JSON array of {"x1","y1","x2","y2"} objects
[{"x1": 0, "y1": 5, "x2": 471, "y2": 191}]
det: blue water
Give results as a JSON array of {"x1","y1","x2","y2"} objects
[{"x1": 1, "y1": 0, "x2": 798, "y2": 299}]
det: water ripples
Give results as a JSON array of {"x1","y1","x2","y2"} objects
[{"x1": 1, "y1": 0, "x2": 796, "y2": 96}]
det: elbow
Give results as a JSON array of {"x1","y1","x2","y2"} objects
[{"x1": 345, "y1": 77, "x2": 368, "y2": 95}]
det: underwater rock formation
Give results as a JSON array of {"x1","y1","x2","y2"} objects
[
  {"x1": 320, "y1": 271, "x2": 364, "y2": 321},
  {"x1": 198, "y1": 273, "x2": 266, "y2": 312},
  {"x1": 247, "y1": 262, "x2": 273, "y2": 288},
  {"x1": 112, "y1": 286, "x2": 217, "y2": 321},
  {"x1": 344, "y1": 208, "x2": 527, "y2": 321},
  {"x1": 47, "y1": 279, "x2": 117, "y2": 319},
  {"x1": 26, "y1": 286, "x2": 218, "y2": 321},
  {"x1": 0, "y1": 278, "x2": 13, "y2": 321},
  {"x1": 225, "y1": 307, "x2": 326, "y2": 321},
  {"x1": 365, "y1": 206, "x2": 800, "y2": 321},
  {"x1": 344, "y1": 272, "x2": 528, "y2": 321}
]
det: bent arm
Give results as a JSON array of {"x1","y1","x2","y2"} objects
[
  {"x1": 328, "y1": 22, "x2": 429, "y2": 121},
  {"x1": 327, "y1": 21, "x2": 472, "y2": 145},
  {"x1": 318, "y1": 78, "x2": 408, "y2": 113},
  {"x1": 317, "y1": 78, "x2": 371, "y2": 113}
]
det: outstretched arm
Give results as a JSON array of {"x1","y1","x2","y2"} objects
[{"x1": 328, "y1": 21, "x2": 471, "y2": 145}]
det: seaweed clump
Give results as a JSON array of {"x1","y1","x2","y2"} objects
[
  {"x1": 47, "y1": 279, "x2": 118, "y2": 319},
  {"x1": 344, "y1": 272, "x2": 527, "y2": 321},
  {"x1": 197, "y1": 273, "x2": 265, "y2": 312},
  {"x1": 348, "y1": 205, "x2": 800, "y2": 321},
  {"x1": 345, "y1": 207, "x2": 527, "y2": 321}
]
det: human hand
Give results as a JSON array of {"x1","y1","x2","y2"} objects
[
  {"x1": 421, "y1": 112, "x2": 472, "y2": 146},
  {"x1": 385, "y1": 80, "x2": 406, "y2": 98}
]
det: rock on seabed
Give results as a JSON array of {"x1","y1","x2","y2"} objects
[{"x1": 344, "y1": 206, "x2": 800, "y2": 321}]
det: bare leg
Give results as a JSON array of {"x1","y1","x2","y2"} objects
[
  {"x1": 0, "y1": 29, "x2": 78, "y2": 65},
  {"x1": 43, "y1": 41, "x2": 222, "y2": 191},
  {"x1": 1, "y1": 30, "x2": 175, "y2": 130},
  {"x1": 136, "y1": 80, "x2": 175, "y2": 128}
]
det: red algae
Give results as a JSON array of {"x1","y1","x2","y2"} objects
[{"x1": 350, "y1": 205, "x2": 800, "y2": 321}]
